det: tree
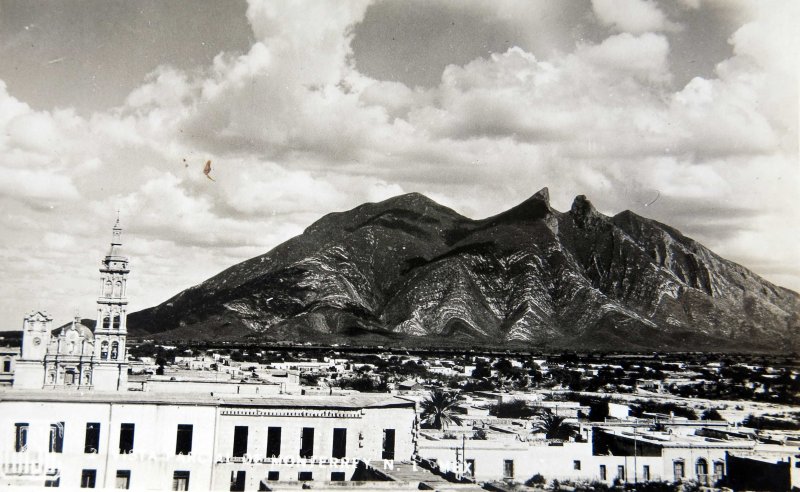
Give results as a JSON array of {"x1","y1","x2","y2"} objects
[
  {"x1": 300, "y1": 374, "x2": 320, "y2": 386},
  {"x1": 587, "y1": 399, "x2": 610, "y2": 422},
  {"x1": 535, "y1": 412, "x2": 569, "y2": 440},
  {"x1": 471, "y1": 362, "x2": 491, "y2": 379},
  {"x1": 335, "y1": 376, "x2": 387, "y2": 393},
  {"x1": 420, "y1": 390, "x2": 463, "y2": 429},
  {"x1": 489, "y1": 400, "x2": 536, "y2": 419},
  {"x1": 493, "y1": 358, "x2": 514, "y2": 377},
  {"x1": 701, "y1": 408, "x2": 723, "y2": 420}
]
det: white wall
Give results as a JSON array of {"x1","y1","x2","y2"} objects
[
  {"x1": 0, "y1": 399, "x2": 217, "y2": 490},
  {"x1": 0, "y1": 394, "x2": 416, "y2": 490}
]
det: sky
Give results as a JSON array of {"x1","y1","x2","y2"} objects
[{"x1": 0, "y1": 0, "x2": 797, "y2": 329}]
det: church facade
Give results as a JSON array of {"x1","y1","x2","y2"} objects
[{"x1": 13, "y1": 220, "x2": 129, "y2": 391}]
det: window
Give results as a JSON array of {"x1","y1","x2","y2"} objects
[
  {"x1": 503, "y1": 460, "x2": 514, "y2": 479},
  {"x1": 330, "y1": 472, "x2": 346, "y2": 481},
  {"x1": 49, "y1": 422, "x2": 65, "y2": 453},
  {"x1": 85, "y1": 423, "x2": 100, "y2": 454},
  {"x1": 267, "y1": 427, "x2": 281, "y2": 458},
  {"x1": 617, "y1": 465, "x2": 625, "y2": 480},
  {"x1": 573, "y1": 460, "x2": 581, "y2": 470},
  {"x1": 382, "y1": 429, "x2": 395, "y2": 460},
  {"x1": 119, "y1": 423, "x2": 135, "y2": 454},
  {"x1": 233, "y1": 426, "x2": 248, "y2": 458},
  {"x1": 3, "y1": 359, "x2": 10, "y2": 372},
  {"x1": 112, "y1": 314, "x2": 120, "y2": 330},
  {"x1": 674, "y1": 461, "x2": 685, "y2": 479},
  {"x1": 696, "y1": 458, "x2": 708, "y2": 476},
  {"x1": 172, "y1": 471, "x2": 190, "y2": 491},
  {"x1": 300, "y1": 427, "x2": 314, "y2": 458},
  {"x1": 643, "y1": 465, "x2": 650, "y2": 481},
  {"x1": 714, "y1": 461, "x2": 724, "y2": 476},
  {"x1": 230, "y1": 471, "x2": 245, "y2": 491},
  {"x1": 175, "y1": 425, "x2": 193, "y2": 455},
  {"x1": 298, "y1": 471, "x2": 313, "y2": 481},
  {"x1": 116, "y1": 470, "x2": 131, "y2": 489},
  {"x1": 101, "y1": 341, "x2": 109, "y2": 360},
  {"x1": 465, "y1": 459, "x2": 475, "y2": 477},
  {"x1": 44, "y1": 474, "x2": 60, "y2": 487},
  {"x1": 14, "y1": 423, "x2": 28, "y2": 452},
  {"x1": 80, "y1": 469, "x2": 96, "y2": 488},
  {"x1": 267, "y1": 471, "x2": 279, "y2": 481},
  {"x1": 599, "y1": 465, "x2": 607, "y2": 480},
  {"x1": 111, "y1": 342, "x2": 119, "y2": 360},
  {"x1": 332, "y1": 428, "x2": 347, "y2": 459}
]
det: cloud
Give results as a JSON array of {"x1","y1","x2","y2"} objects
[
  {"x1": 591, "y1": 0, "x2": 677, "y2": 33},
  {"x1": 580, "y1": 32, "x2": 670, "y2": 82},
  {"x1": 0, "y1": 168, "x2": 80, "y2": 206}
]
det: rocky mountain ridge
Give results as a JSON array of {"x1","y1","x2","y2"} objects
[{"x1": 127, "y1": 188, "x2": 800, "y2": 352}]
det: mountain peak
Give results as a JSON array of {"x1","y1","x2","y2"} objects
[
  {"x1": 383, "y1": 192, "x2": 438, "y2": 208},
  {"x1": 570, "y1": 193, "x2": 598, "y2": 217},
  {"x1": 481, "y1": 187, "x2": 553, "y2": 225},
  {"x1": 531, "y1": 187, "x2": 550, "y2": 206}
]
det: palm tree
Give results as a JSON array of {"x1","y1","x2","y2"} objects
[
  {"x1": 534, "y1": 411, "x2": 568, "y2": 440},
  {"x1": 420, "y1": 390, "x2": 463, "y2": 429}
]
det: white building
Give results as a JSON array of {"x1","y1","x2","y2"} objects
[{"x1": 0, "y1": 391, "x2": 416, "y2": 490}]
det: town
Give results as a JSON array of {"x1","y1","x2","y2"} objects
[{"x1": 3, "y1": 330, "x2": 799, "y2": 490}]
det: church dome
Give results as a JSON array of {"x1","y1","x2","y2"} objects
[{"x1": 56, "y1": 319, "x2": 95, "y2": 340}]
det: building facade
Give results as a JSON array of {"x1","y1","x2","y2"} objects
[
  {"x1": 0, "y1": 392, "x2": 416, "y2": 490},
  {"x1": 12, "y1": 221, "x2": 129, "y2": 391},
  {"x1": 0, "y1": 346, "x2": 20, "y2": 386}
]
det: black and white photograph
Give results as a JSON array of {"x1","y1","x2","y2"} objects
[{"x1": 0, "y1": 0, "x2": 798, "y2": 490}]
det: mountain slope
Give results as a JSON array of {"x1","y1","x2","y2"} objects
[{"x1": 127, "y1": 189, "x2": 800, "y2": 352}]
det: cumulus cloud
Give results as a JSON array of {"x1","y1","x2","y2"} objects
[
  {"x1": 580, "y1": 32, "x2": 670, "y2": 82},
  {"x1": 591, "y1": 0, "x2": 677, "y2": 33},
  {"x1": 0, "y1": 168, "x2": 80, "y2": 206}
]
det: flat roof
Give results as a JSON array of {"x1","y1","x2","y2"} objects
[
  {"x1": 0, "y1": 389, "x2": 415, "y2": 410},
  {"x1": 596, "y1": 426, "x2": 754, "y2": 449}
]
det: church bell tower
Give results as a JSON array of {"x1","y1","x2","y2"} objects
[{"x1": 91, "y1": 217, "x2": 130, "y2": 390}]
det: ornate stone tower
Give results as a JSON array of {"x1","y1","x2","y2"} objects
[
  {"x1": 91, "y1": 217, "x2": 130, "y2": 390},
  {"x1": 13, "y1": 311, "x2": 53, "y2": 388},
  {"x1": 20, "y1": 311, "x2": 53, "y2": 360}
]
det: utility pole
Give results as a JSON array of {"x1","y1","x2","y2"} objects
[
  {"x1": 633, "y1": 425, "x2": 638, "y2": 485},
  {"x1": 462, "y1": 434, "x2": 466, "y2": 476}
]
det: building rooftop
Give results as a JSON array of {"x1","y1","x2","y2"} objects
[
  {"x1": 0, "y1": 389, "x2": 414, "y2": 410},
  {"x1": 595, "y1": 425, "x2": 755, "y2": 449}
]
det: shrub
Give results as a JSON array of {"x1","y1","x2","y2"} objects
[
  {"x1": 488, "y1": 399, "x2": 536, "y2": 418},
  {"x1": 742, "y1": 414, "x2": 800, "y2": 430},
  {"x1": 525, "y1": 473, "x2": 546, "y2": 487},
  {"x1": 700, "y1": 408, "x2": 723, "y2": 420},
  {"x1": 629, "y1": 400, "x2": 698, "y2": 420}
]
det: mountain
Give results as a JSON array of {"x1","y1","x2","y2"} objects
[{"x1": 127, "y1": 189, "x2": 800, "y2": 352}]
